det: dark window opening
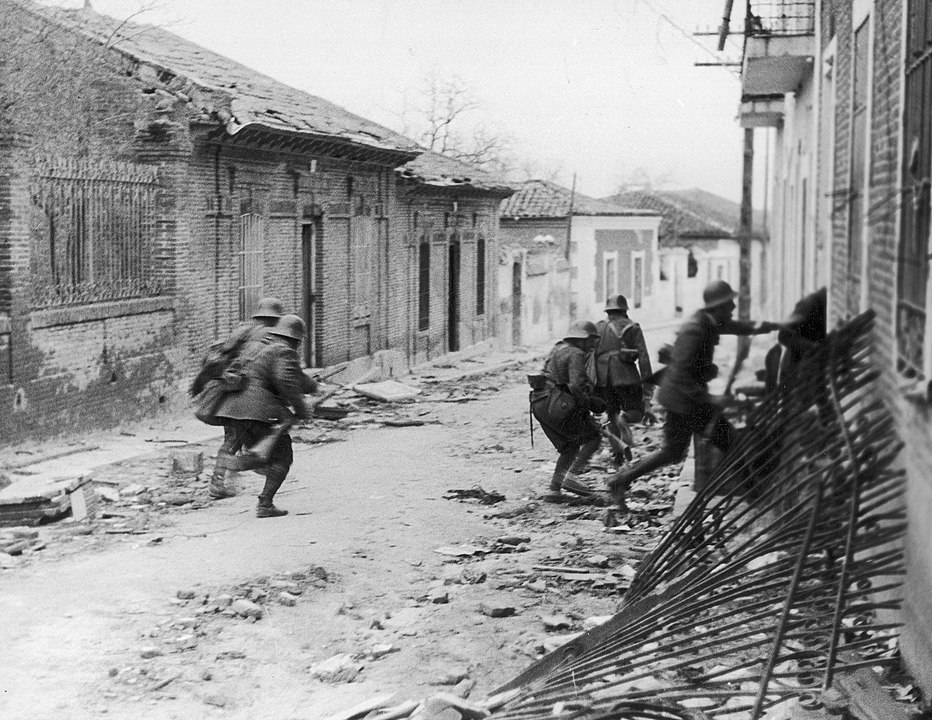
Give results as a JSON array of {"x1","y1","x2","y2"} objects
[
  {"x1": 418, "y1": 241, "x2": 430, "y2": 332},
  {"x1": 476, "y1": 236, "x2": 486, "y2": 316}
]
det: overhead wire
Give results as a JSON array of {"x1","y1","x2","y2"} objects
[{"x1": 633, "y1": 0, "x2": 742, "y2": 79}]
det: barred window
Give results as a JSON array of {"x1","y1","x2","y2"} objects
[
  {"x1": 476, "y1": 235, "x2": 486, "y2": 316},
  {"x1": 29, "y1": 157, "x2": 161, "y2": 308},
  {"x1": 238, "y1": 210, "x2": 264, "y2": 322},
  {"x1": 418, "y1": 239, "x2": 430, "y2": 331},
  {"x1": 633, "y1": 253, "x2": 644, "y2": 309},
  {"x1": 897, "y1": 0, "x2": 932, "y2": 378},
  {"x1": 351, "y1": 198, "x2": 376, "y2": 321}
]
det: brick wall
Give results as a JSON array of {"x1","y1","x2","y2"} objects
[
  {"x1": 868, "y1": 0, "x2": 932, "y2": 692},
  {"x1": 0, "y1": 3, "x2": 187, "y2": 444},
  {"x1": 829, "y1": 1, "x2": 853, "y2": 324},
  {"x1": 867, "y1": 0, "x2": 902, "y2": 404},
  {"x1": 0, "y1": 1, "x2": 508, "y2": 445},
  {"x1": 825, "y1": 0, "x2": 932, "y2": 694},
  {"x1": 396, "y1": 192, "x2": 502, "y2": 365}
]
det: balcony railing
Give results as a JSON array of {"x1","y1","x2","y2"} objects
[{"x1": 746, "y1": 0, "x2": 815, "y2": 37}]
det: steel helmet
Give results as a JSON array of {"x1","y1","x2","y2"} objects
[
  {"x1": 269, "y1": 314, "x2": 306, "y2": 341},
  {"x1": 604, "y1": 294, "x2": 629, "y2": 312},
  {"x1": 252, "y1": 297, "x2": 284, "y2": 320},
  {"x1": 563, "y1": 320, "x2": 600, "y2": 340},
  {"x1": 703, "y1": 280, "x2": 738, "y2": 309}
]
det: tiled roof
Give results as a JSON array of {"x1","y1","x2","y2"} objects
[
  {"x1": 500, "y1": 180, "x2": 659, "y2": 219},
  {"x1": 397, "y1": 150, "x2": 515, "y2": 196},
  {"x1": 605, "y1": 189, "x2": 767, "y2": 242},
  {"x1": 605, "y1": 190, "x2": 733, "y2": 241},
  {"x1": 20, "y1": 1, "x2": 419, "y2": 158}
]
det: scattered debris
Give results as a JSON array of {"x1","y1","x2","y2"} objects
[
  {"x1": 310, "y1": 653, "x2": 364, "y2": 683},
  {"x1": 479, "y1": 601, "x2": 517, "y2": 618},
  {"x1": 541, "y1": 615, "x2": 573, "y2": 631},
  {"x1": 443, "y1": 487, "x2": 505, "y2": 505},
  {"x1": 430, "y1": 667, "x2": 470, "y2": 686},
  {"x1": 352, "y1": 380, "x2": 421, "y2": 403},
  {"x1": 0, "y1": 474, "x2": 93, "y2": 527},
  {"x1": 433, "y1": 545, "x2": 486, "y2": 558}
]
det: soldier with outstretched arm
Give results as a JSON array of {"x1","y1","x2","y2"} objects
[{"x1": 606, "y1": 280, "x2": 780, "y2": 510}]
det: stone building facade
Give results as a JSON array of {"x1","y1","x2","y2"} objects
[{"x1": 499, "y1": 180, "x2": 660, "y2": 344}]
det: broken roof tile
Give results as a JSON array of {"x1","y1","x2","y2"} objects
[{"x1": 21, "y1": 1, "x2": 419, "y2": 158}]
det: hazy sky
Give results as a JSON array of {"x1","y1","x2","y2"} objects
[{"x1": 44, "y1": 0, "x2": 749, "y2": 202}]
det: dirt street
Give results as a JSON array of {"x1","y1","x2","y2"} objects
[{"x1": 0, "y1": 360, "x2": 679, "y2": 720}]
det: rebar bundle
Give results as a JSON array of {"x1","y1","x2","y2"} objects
[{"x1": 491, "y1": 311, "x2": 904, "y2": 720}]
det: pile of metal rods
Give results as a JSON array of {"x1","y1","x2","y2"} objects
[{"x1": 490, "y1": 311, "x2": 905, "y2": 720}]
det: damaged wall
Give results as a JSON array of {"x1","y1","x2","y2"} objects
[
  {"x1": 0, "y1": 1, "x2": 183, "y2": 444},
  {"x1": 397, "y1": 192, "x2": 502, "y2": 366},
  {"x1": 498, "y1": 217, "x2": 572, "y2": 346}
]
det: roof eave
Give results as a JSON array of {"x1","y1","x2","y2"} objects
[{"x1": 217, "y1": 124, "x2": 420, "y2": 164}]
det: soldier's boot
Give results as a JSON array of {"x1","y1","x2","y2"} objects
[
  {"x1": 561, "y1": 437, "x2": 603, "y2": 496},
  {"x1": 208, "y1": 451, "x2": 236, "y2": 500},
  {"x1": 548, "y1": 452, "x2": 574, "y2": 493},
  {"x1": 608, "y1": 413, "x2": 634, "y2": 466},
  {"x1": 256, "y1": 469, "x2": 288, "y2": 518},
  {"x1": 606, "y1": 469, "x2": 633, "y2": 511}
]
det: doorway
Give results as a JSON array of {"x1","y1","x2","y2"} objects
[
  {"x1": 301, "y1": 222, "x2": 319, "y2": 367},
  {"x1": 448, "y1": 239, "x2": 461, "y2": 352},
  {"x1": 512, "y1": 261, "x2": 522, "y2": 346}
]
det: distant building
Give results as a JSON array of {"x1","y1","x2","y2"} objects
[
  {"x1": 607, "y1": 188, "x2": 766, "y2": 318},
  {"x1": 395, "y1": 151, "x2": 514, "y2": 363},
  {"x1": 499, "y1": 180, "x2": 660, "y2": 343}
]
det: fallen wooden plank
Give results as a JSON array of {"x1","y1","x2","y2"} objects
[
  {"x1": 532, "y1": 564, "x2": 591, "y2": 574},
  {"x1": 319, "y1": 692, "x2": 400, "y2": 720}
]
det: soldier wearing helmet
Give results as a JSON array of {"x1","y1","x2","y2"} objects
[
  {"x1": 530, "y1": 320, "x2": 607, "y2": 500},
  {"x1": 594, "y1": 294, "x2": 654, "y2": 468},
  {"x1": 211, "y1": 313, "x2": 318, "y2": 518},
  {"x1": 607, "y1": 280, "x2": 780, "y2": 509},
  {"x1": 193, "y1": 297, "x2": 286, "y2": 500}
]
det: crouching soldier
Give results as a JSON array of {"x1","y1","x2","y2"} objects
[
  {"x1": 212, "y1": 314, "x2": 317, "y2": 518},
  {"x1": 530, "y1": 320, "x2": 606, "y2": 501}
]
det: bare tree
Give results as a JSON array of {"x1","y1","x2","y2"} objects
[
  {"x1": 512, "y1": 157, "x2": 565, "y2": 184},
  {"x1": 393, "y1": 71, "x2": 515, "y2": 175},
  {"x1": 613, "y1": 166, "x2": 675, "y2": 194}
]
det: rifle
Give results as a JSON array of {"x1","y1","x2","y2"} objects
[{"x1": 236, "y1": 368, "x2": 380, "y2": 468}]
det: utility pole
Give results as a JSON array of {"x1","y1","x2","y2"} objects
[
  {"x1": 565, "y1": 173, "x2": 576, "y2": 261},
  {"x1": 738, "y1": 127, "x2": 754, "y2": 355}
]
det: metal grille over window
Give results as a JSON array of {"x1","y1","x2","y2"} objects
[
  {"x1": 897, "y1": 0, "x2": 932, "y2": 379},
  {"x1": 238, "y1": 211, "x2": 264, "y2": 322},
  {"x1": 745, "y1": 0, "x2": 815, "y2": 37},
  {"x1": 490, "y1": 313, "x2": 904, "y2": 720},
  {"x1": 352, "y1": 198, "x2": 376, "y2": 321},
  {"x1": 29, "y1": 157, "x2": 161, "y2": 308}
]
